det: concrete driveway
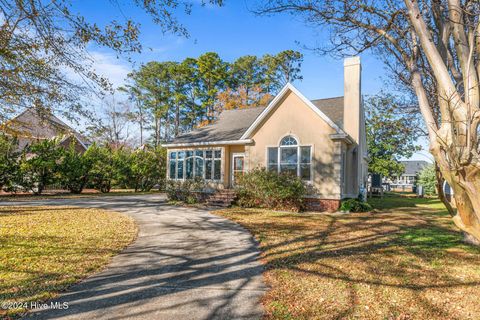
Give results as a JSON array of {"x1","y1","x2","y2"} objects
[{"x1": 1, "y1": 194, "x2": 266, "y2": 320}]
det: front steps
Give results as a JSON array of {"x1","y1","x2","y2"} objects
[{"x1": 205, "y1": 189, "x2": 237, "y2": 208}]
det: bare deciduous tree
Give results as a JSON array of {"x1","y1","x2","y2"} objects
[
  {"x1": 87, "y1": 95, "x2": 134, "y2": 147},
  {"x1": 0, "y1": 0, "x2": 223, "y2": 122},
  {"x1": 256, "y1": 0, "x2": 480, "y2": 243}
]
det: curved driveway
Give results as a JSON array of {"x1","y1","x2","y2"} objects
[{"x1": 2, "y1": 194, "x2": 265, "y2": 320}]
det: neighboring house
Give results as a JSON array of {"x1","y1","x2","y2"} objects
[
  {"x1": 163, "y1": 57, "x2": 368, "y2": 211},
  {"x1": 1, "y1": 108, "x2": 89, "y2": 153},
  {"x1": 390, "y1": 160, "x2": 430, "y2": 190}
]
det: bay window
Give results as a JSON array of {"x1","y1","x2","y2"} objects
[
  {"x1": 169, "y1": 149, "x2": 222, "y2": 181},
  {"x1": 267, "y1": 135, "x2": 312, "y2": 181}
]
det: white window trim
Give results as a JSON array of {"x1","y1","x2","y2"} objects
[
  {"x1": 231, "y1": 152, "x2": 245, "y2": 186},
  {"x1": 163, "y1": 139, "x2": 252, "y2": 148},
  {"x1": 265, "y1": 135, "x2": 313, "y2": 183},
  {"x1": 276, "y1": 132, "x2": 301, "y2": 146},
  {"x1": 168, "y1": 148, "x2": 223, "y2": 182}
]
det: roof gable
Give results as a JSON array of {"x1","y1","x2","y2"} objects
[
  {"x1": 400, "y1": 160, "x2": 431, "y2": 175},
  {"x1": 9, "y1": 108, "x2": 68, "y2": 138},
  {"x1": 240, "y1": 83, "x2": 345, "y2": 139},
  {"x1": 3, "y1": 108, "x2": 89, "y2": 148},
  {"x1": 164, "y1": 83, "x2": 348, "y2": 147}
]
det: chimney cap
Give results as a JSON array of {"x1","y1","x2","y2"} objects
[{"x1": 344, "y1": 56, "x2": 361, "y2": 67}]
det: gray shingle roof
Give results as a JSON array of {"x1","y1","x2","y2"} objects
[
  {"x1": 3, "y1": 108, "x2": 89, "y2": 149},
  {"x1": 169, "y1": 96, "x2": 345, "y2": 145},
  {"x1": 400, "y1": 160, "x2": 430, "y2": 175},
  {"x1": 311, "y1": 97, "x2": 344, "y2": 128},
  {"x1": 172, "y1": 107, "x2": 265, "y2": 144}
]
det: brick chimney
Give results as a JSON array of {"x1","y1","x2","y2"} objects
[{"x1": 343, "y1": 56, "x2": 361, "y2": 143}]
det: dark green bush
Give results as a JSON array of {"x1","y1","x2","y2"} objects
[
  {"x1": 235, "y1": 168, "x2": 306, "y2": 212},
  {"x1": 340, "y1": 198, "x2": 372, "y2": 213},
  {"x1": 1, "y1": 137, "x2": 167, "y2": 194},
  {"x1": 59, "y1": 143, "x2": 92, "y2": 194},
  {"x1": 18, "y1": 138, "x2": 64, "y2": 194},
  {"x1": 86, "y1": 144, "x2": 167, "y2": 192},
  {"x1": 166, "y1": 177, "x2": 206, "y2": 203},
  {"x1": 128, "y1": 147, "x2": 166, "y2": 192},
  {"x1": 0, "y1": 134, "x2": 19, "y2": 192},
  {"x1": 84, "y1": 143, "x2": 114, "y2": 193}
]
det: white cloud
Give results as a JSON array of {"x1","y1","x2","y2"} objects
[
  {"x1": 59, "y1": 50, "x2": 133, "y2": 129},
  {"x1": 89, "y1": 51, "x2": 132, "y2": 89},
  {"x1": 61, "y1": 49, "x2": 132, "y2": 91}
]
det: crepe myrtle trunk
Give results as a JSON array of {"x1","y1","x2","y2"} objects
[
  {"x1": 404, "y1": 0, "x2": 480, "y2": 244},
  {"x1": 435, "y1": 164, "x2": 455, "y2": 217},
  {"x1": 256, "y1": 0, "x2": 480, "y2": 243}
]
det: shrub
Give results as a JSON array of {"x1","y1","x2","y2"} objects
[
  {"x1": 58, "y1": 143, "x2": 92, "y2": 194},
  {"x1": 417, "y1": 164, "x2": 437, "y2": 195},
  {"x1": 0, "y1": 134, "x2": 19, "y2": 191},
  {"x1": 84, "y1": 143, "x2": 114, "y2": 193},
  {"x1": 129, "y1": 147, "x2": 166, "y2": 192},
  {"x1": 17, "y1": 138, "x2": 63, "y2": 194},
  {"x1": 165, "y1": 177, "x2": 206, "y2": 203},
  {"x1": 87, "y1": 145, "x2": 167, "y2": 192},
  {"x1": 235, "y1": 168, "x2": 306, "y2": 212},
  {"x1": 340, "y1": 198, "x2": 372, "y2": 213},
  {"x1": 112, "y1": 146, "x2": 133, "y2": 189}
]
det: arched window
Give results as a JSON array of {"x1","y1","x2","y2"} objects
[
  {"x1": 280, "y1": 135, "x2": 298, "y2": 146},
  {"x1": 267, "y1": 135, "x2": 312, "y2": 181}
]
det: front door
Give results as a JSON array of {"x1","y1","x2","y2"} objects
[{"x1": 231, "y1": 153, "x2": 245, "y2": 186}]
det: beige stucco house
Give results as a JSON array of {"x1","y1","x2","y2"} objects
[{"x1": 163, "y1": 57, "x2": 368, "y2": 211}]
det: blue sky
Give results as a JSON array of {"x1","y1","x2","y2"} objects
[
  {"x1": 72, "y1": 0, "x2": 432, "y2": 161},
  {"x1": 75, "y1": 0, "x2": 386, "y2": 98}
]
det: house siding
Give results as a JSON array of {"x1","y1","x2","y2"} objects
[
  {"x1": 224, "y1": 145, "x2": 246, "y2": 187},
  {"x1": 343, "y1": 145, "x2": 357, "y2": 197},
  {"x1": 332, "y1": 141, "x2": 343, "y2": 198},
  {"x1": 245, "y1": 91, "x2": 342, "y2": 200},
  {"x1": 165, "y1": 90, "x2": 359, "y2": 202}
]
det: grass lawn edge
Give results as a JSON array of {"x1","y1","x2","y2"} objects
[
  {"x1": 0, "y1": 206, "x2": 139, "y2": 319},
  {"x1": 212, "y1": 194, "x2": 480, "y2": 320}
]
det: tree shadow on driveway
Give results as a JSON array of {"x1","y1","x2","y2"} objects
[{"x1": 3, "y1": 195, "x2": 266, "y2": 320}]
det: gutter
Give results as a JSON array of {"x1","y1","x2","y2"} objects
[
  {"x1": 162, "y1": 139, "x2": 254, "y2": 148},
  {"x1": 329, "y1": 133, "x2": 355, "y2": 144}
]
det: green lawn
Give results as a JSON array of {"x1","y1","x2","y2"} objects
[
  {"x1": 215, "y1": 193, "x2": 480, "y2": 320},
  {"x1": 369, "y1": 192, "x2": 449, "y2": 212},
  {"x1": 0, "y1": 206, "x2": 137, "y2": 319}
]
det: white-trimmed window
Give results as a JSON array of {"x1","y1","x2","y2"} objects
[
  {"x1": 267, "y1": 135, "x2": 312, "y2": 181},
  {"x1": 169, "y1": 149, "x2": 222, "y2": 181}
]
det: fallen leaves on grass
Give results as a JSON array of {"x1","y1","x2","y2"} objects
[
  {"x1": 0, "y1": 206, "x2": 137, "y2": 319},
  {"x1": 215, "y1": 194, "x2": 480, "y2": 320}
]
